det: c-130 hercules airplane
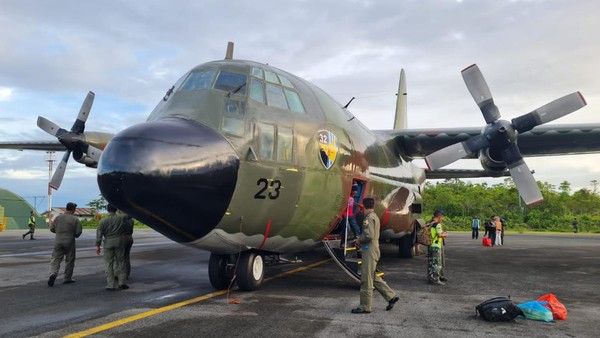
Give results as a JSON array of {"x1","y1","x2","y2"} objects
[{"x1": 2, "y1": 42, "x2": 600, "y2": 290}]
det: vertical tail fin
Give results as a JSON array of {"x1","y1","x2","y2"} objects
[{"x1": 393, "y1": 69, "x2": 407, "y2": 130}]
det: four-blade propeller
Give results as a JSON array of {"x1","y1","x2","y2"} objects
[
  {"x1": 425, "y1": 64, "x2": 587, "y2": 205},
  {"x1": 37, "y1": 91, "x2": 103, "y2": 190}
]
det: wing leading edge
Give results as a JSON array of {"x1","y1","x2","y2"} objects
[{"x1": 377, "y1": 123, "x2": 600, "y2": 160}]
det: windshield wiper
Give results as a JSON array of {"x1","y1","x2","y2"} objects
[{"x1": 227, "y1": 82, "x2": 246, "y2": 97}]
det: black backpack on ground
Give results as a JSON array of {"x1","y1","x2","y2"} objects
[{"x1": 476, "y1": 296, "x2": 524, "y2": 321}]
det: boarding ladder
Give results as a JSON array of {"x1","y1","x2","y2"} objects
[{"x1": 322, "y1": 235, "x2": 384, "y2": 284}]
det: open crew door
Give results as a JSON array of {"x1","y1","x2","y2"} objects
[{"x1": 321, "y1": 178, "x2": 383, "y2": 284}]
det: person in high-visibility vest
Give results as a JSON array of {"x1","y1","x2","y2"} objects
[
  {"x1": 22, "y1": 211, "x2": 37, "y2": 240},
  {"x1": 427, "y1": 210, "x2": 448, "y2": 285},
  {"x1": 351, "y1": 197, "x2": 399, "y2": 314}
]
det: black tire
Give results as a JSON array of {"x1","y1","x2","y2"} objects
[
  {"x1": 236, "y1": 251, "x2": 264, "y2": 291},
  {"x1": 209, "y1": 253, "x2": 233, "y2": 290},
  {"x1": 398, "y1": 232, "x2": 415, "y2": 258}
]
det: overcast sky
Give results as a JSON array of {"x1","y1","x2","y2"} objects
[{"x1": 1, "y1": 0, "x2": 600, "y2": 212}]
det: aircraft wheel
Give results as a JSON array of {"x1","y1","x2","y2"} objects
[
  {"x1": 209, "y1": 253, "x2": 234, "y2": 290},
  {"x1": 398, "y1": 232, "x2": 415, "y2": 258},
  {"x1": 236, "y1": 251, "x2": 264, "y2": 291}
]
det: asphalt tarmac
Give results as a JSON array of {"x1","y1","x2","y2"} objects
[{"x1": 1, "y1": 229, "x2": 598, "y2": 337}]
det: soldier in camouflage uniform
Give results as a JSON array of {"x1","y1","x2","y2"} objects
[
  {"x1": 48, "y1": 202, "x2": 82, "y2": 286},
  {"x1": 351, "y1": 198, "x2": 399, "y2": 314},
  {"x1": 96, "y1": 205, "x2": 130, "y2": 290},
  {"x1": 427, "y1": 210, "x2": 448, "y2": 285}
]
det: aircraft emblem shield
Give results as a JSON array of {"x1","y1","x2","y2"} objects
[{"x1": 318, "y1": 130, "x2": 338, "y2": 169}]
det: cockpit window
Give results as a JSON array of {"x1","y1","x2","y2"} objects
[
  {"x1": 214, "y1": 71, "x2": 247, "y2": 96},
  {"x1": 278, "y1": 75, "x2": 294, "y2": 89},
  {"x1": 264, "y1": 70, "x2": 280, "y2": 84},
  {"x1": 266, "y1": 83, "x2": 288, "y2": 110},
  {"x1": 180, "y1": 70, "x2": 216, "y2": 91},
  {"x1": 250, "y1": 78, "x2": 265, "y2": 103},
  {"x1": 252, "y1": 67, "x2": 264, "y2": 79},
  {"x1": 284, "y1": 89, "x2": 305, "y2": 114}
]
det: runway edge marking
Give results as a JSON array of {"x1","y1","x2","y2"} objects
[{"x1": 64, "y1": 258, "x2": 331, "y2": 338}]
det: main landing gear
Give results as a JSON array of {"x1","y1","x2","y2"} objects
[{"x1": 209, "y1": 251, "x2": 265, "y2": 291}]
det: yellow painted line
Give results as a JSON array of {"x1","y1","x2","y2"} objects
[{"x1": 65, "y1": 258, "x2": 331, "y2": 338}]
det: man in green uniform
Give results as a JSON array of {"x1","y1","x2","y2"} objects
[
  {"x1": 427, "y1": 210, "x2": 448, "y2": 285},
  {"x1": 48, "y1": 202, "x2": 82, "y2": 286},
  {"x1": 351, "y1": 198, "x2": 399, "y2": 314},
  {"x1": 22, "y1": 210, "x2": 37, "y2": 240},
  {"x1": 96, "y1": 204, "x2": 129, "y2": 290},
  {"x1": 115, "y1": 216, "x2": 134, "y2": 280}
]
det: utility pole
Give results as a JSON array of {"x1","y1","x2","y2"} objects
[
  {"x1": 24, "y1": 196, "x2": 45, "y2": 211},
  {"x1": 46, "y1": 151, "x2": 55, "y2": 226}
]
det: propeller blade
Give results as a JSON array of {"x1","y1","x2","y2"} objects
[
  {"x1": 461, "y1": 64, "x2": 501, "y2": 124},
  {"x1": 499, "y1": 144, "x2": 543, "y2": 206},
  {"x1": 86, "y1": 145, "x2": 102, "y2": 163},
  {"x1": 49, "y1": 150, "x2": 71, "y2": 190},
  {"x1": 425, "y1": 134, "x2": 490, "y2": 170},
  {"x1": 37, "y1": 117, "x2": 68, "y2": 138},
  {"x1": 512, "y1": 92, "x2": 587, "y2": 133},
  {"x1": 71, "y1": 91, "x2": 95, "y2": 133},
  {"x1": 508, "y1": 161, "x2": 543, "y2": 206}
]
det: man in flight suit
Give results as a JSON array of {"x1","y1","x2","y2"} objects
[
  {"x1": 122, "y1": 217, "x2": 134, "y2": 280},
  {"x1": 23, "y1": 210, "x2": 37, "y2": 240},
  {"x1": 96, "y1": 204, "x2": 130, "y2": 290},
  {"x1": 48, "y1": 202, "x2": 82, "y2": 286},
  {"x1": 351, "y1": 197, "x2": 399, "y2": 314}
]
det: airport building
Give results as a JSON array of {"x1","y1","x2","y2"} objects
[{"x1": 0, "y1": 188, "x2": 44, "y2": 231}]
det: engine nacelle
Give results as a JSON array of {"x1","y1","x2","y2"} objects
[
  {"x1": 73, "y1": 149, "x2": 99, "y2": 168},
  {"x1": 478, "y1": 148, "x2": 506, "y2": 177}
]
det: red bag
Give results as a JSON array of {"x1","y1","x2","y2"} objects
[
  {"x1": 537, "y1": 293, "x2": 567, "y2": 320},
  {"x1": 482, "y1": 238, "x2": 492, "y2": 247}
]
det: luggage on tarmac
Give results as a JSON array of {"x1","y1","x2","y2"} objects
[
  {"x1": 482, "y1": 237, "x2": 492, "y2": 247},
  {"x1": 517, "y1": 300, "x2": 554, "y2": 322},
  {"x1": 537, "y1": 293, "x2": 567, "y2": 320},
  {"x1": 476, "y1": 296, "x2": 524, "y2": 321}
]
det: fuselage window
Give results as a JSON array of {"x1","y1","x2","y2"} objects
[
  {"x1": 257, "y1": 123, "x2": 275, "y2": 160},
  {"x1": 252, "y1": 67, "x2": 264, "y2": 80},
  {"x1": 223, "y1": 116, "x2": 245, "y2": 136},
  {"x1": 214, "y1": 71, "x2": 247, "y2": 96},
  {"x1": 180, "y1": 70, "x2": 216, "y2": 91},
  {"x1": 278, "y1": 75, "x2": 295, "y2": 88},
  {"x1": 277, "y1": 127, "x2": 293, "y2": 162},
  {"x1": 284, "y1": 89, "x2": 305, "y2": 114},
  {"x1": 266, "y1": 83, "x2": 289, "y2": 110},
  {"x1": 264, "y1": 70, "x2": 280, "y2": 84},
  {"x1": 250, "y1": 78, "x2": 265, "y2": 104}
]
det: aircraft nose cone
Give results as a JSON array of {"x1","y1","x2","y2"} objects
[{"x1": 97, "y1": 118, "x2": 239, "y2": 243}]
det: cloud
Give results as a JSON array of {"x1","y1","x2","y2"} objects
[{"x1": 0, "y1": 0, "x2": 599, "y2": 209}]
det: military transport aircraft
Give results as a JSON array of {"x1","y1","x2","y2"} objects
[{"x1": 2, "y1": 42, "x2": 600, "y2": 291}]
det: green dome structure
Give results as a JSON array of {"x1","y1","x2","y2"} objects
[{"x1": 0, "y1": 188, "x2": 44, "y2": 231}]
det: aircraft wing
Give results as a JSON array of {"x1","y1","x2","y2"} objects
[
  {"x1": 0, "y1": 141, "x2": 66, "y2": 152},
  {"x1": 376, "y1": 123, "x2": 600, "y2": 160}
]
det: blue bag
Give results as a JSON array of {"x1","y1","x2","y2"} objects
[{"x1": 517, "y1": 301, "x2": 553, "y2": 322}]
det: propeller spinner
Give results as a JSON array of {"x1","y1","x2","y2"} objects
[
  {"x1": 425, "y1": 64, "x2": 587, "y2": 205},
  {"x1": 37, "y1": 91, "x2": 103, "y2": 190}
]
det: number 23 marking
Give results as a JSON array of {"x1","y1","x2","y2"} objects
[{"x1": 254, "y1": 178, "x2": 282, "y2": 199}]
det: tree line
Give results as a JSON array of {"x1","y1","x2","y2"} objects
[{"x1": 422, "y1": 178, "x2": 600, "y2": 233}]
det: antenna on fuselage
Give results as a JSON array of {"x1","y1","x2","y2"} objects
[
  {"x1": 393, "y1": 69, "x2": 407, "y2": 130},
  {"x1": 343, "y1": 97, "x2": 355, "y2": 109},
  {"x1": 225, "y1": 42, "x2": 234, "y2": 59}
]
